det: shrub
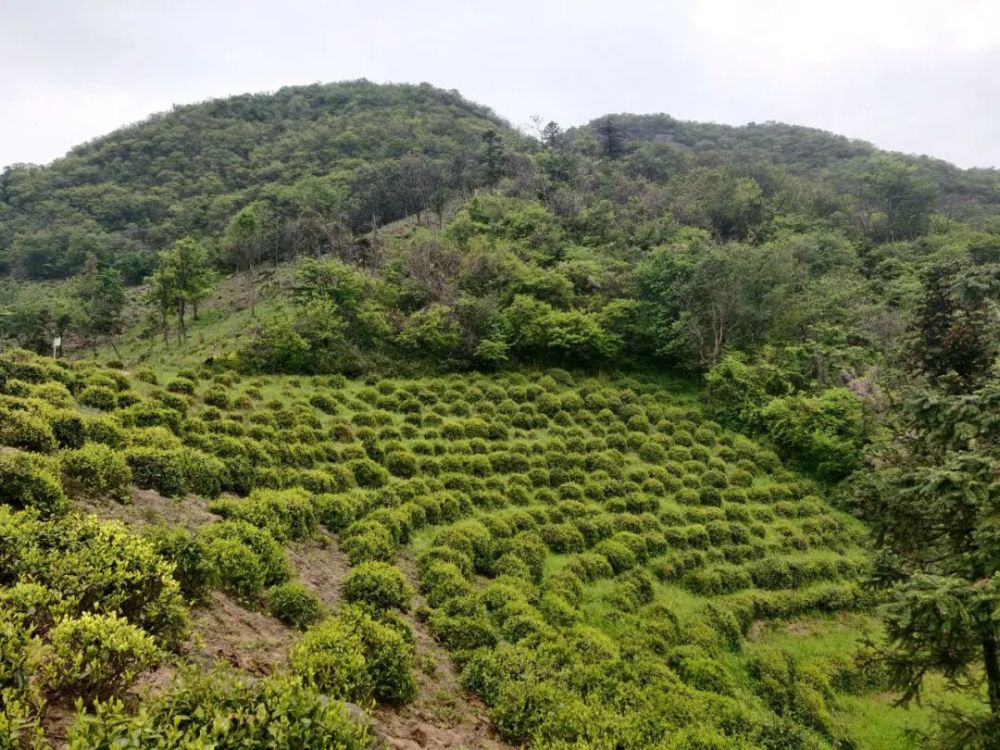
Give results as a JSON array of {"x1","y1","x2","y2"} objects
[
  {"x1": 291, "y1": 608, "x2": 415, "y2": 704},
  {"x1": 78, "y1": 384, "x2": 118, "y2": 411},
  {"x1": 384, "y1": 450, "x2": 418, "y2": 478},
  {"x1": 612, "y1": 567, "x2": 657, "y2": 610},
  {"x1": 166, "y1": 377, "x2": 196, "y2": 395},
  {"x1": 540, "y1": 522, "x2": 586, "y2": 553},
  {"x1": 125, "y1": 447, "x2": 187, "y2": 497},
  {"x1": 339, "y1": 606, "x2": 416, "y2": 704},
  {"x1": 66, "y1": 669, "x2": 370, "y2": 750},
  {"x1": 593, "y1": 539, "x2": 637, "y2": 574},
  {"x1": 83, "y1": 414, "x2": 126, "y2": 448},
  {"x1": 420, "y1": 561, "x2": 474, "y2": 607},
  {"x1": 0, "y1": 450, "x2": 67, "y2": 515},
  {"x1": 0, "y1": 512, "x2": 188, "y2": 645},
  {"x1": 60, "y1": 443, "x2": 132, "y2": 502},
  {"x1": 180, "y1": 449, "x2": 226, "y2": 498},
  {"x1": 39, "y1": 613, "x2": 161, "y2": 702},
  {"x1": 203, "y1": 537, "x2": 266, "y2": 601},
  {"x1": 146, "y1": 527, "x2": 219, "y2": 603},
  {"x1": 567, "y1": 552, "x2": 614, "y2": 581},
  {"x1": 50, "y1": 410, "x2": 86, "y2": 449},
  {"x1": 209, "y1": 488, "x2": 318, "y2": 541},
  {"x1": 343, "y1": 561, "x2": 413, "y2": 612},
  {"x1": 349, "y1": 458, "x2": 389, "y2": 488},
  {"x1": 314, "y1": 493, "x2": 359, "y2": 532},
  {"x1": 0, "y1": 407, "x2": 57, "y2": 453},
  {"x1": 200, "y1": 521, "x2": 290, "y2": 601},
  {"x1": 341, "y1": 520, "x2": 396, "y2": 565},
  {"x1": 268, "y1": 582, "x2": 324, "y2": 629}
]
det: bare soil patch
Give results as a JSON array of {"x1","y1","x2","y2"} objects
[
  {"x1": 187, "y1": 591, "x2": 296, "y2": 675},
  {"x1": 371, "y1": 552, "x2": 515, "y2": 750},
  {"x1": 76, "y1": 487, "x2": 220, "y2": 532}
]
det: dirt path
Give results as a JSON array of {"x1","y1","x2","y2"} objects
[{"x1": 373, "y1": 551, "x2": 516, "y2": 750}]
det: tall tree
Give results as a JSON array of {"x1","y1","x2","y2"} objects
[
  {"x1": 859, "y1": 156, "x2": 938, "y2": 242},
  {"x1": 144, "y1": 264, "x2": 176, "y2": 349},
  {"x1": 857, "y1": 379, "x2": 1000, "y2": 747},
  {"x1": 909, "y1": 260, "x2": 1000, "y2": 393},
  {"x1": 481, "y1": 129, "x2": 506, "y2": 186},
  {"x1": 596, "y1": 117, "x2": 626, "y2": 160},
  {"x1": 161, "y1": 237, "x2": 214, "y2": 340},
  {"x1": 223, "y1": 205, "x2": 264, "y2": 316}
]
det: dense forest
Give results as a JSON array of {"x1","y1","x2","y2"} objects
[{"x1": 0, "y1": 80, "x2": 999, "y2": 749}]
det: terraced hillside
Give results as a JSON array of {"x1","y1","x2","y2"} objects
[{"x1": 1, "y1": 346, "x2": 975, "y2": 748}]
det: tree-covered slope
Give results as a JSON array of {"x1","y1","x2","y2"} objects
[
  {"x1": 3, "y1": 79, "x2": 999, "y2": 286},
  {"x1": 571, "y1": 114, "x2": 1000, "y2": 218},
  {"x1": 0, "y1": 80, "x2": 530, "y2": 280}
]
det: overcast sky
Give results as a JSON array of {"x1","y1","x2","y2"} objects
[{"x1": 2, "y1": 0, "x2": 999, "y2": 170}]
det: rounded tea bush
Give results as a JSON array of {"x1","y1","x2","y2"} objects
[
  {"x1": 349, "y1": 458, "x2": 389, "y2": 488},
  {"x1": 146, "y1": 527, "x2": 219, "y2": 603},
  {"x1": 289, "y1": 617, "x2": 371, "y2": 702},
  {"x1": 39, "y1": 612, "x2": 161, "y2": 702},
  {"x1": 343, "y1": 561, "x2": 413, "y2": 611},
  {"x1": 78, "y1": 384, "x2": 118, "y2": 411},
  {"x1": 60, "y1": 442, "x2": 132, "y2": 502},
  {"x1": 125, "y1": 446, "x2": 187, "y2": 497},
  {"x1": 0, "y1": 450, "x2": 67, "y2": 515},
  {"x1": 341, "y1": 519, "x2": 396, "y2": 565},
  {"x1": 0, "y1": 407, "x2": 58, "y2": 453},
  {"x1": 268, "y1": 581, "x2": 324, "y2": 629},
  {"x1": 291, "y1": 607, "x2": 415, "y2": 705}
]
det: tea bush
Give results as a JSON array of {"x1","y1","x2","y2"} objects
[
  {"x1": 146, "y1": 527, "x2": 219, "y2": 603},
  {"x1": 39, "y1": 613, "x2": 161, "y2": 702},
  {"x1": 268, "y1": 581, "x2": 324, "y2": 629},
  {"x1": 67, "y1": 669, "x2": 369, "y2": 749},
  {"x1": 343, "y1": 561, "x2": 413, "y2": 611},
  {"x1": 124, "y1": 446, "x2": 187, "y2": 497},
  {"x1": 60, "y1": 442, "x2": 132, "y2": 502},
  {"x1": 0, "y1": 450, "x2": 67, "y2": 515},
  {"x1": 209, "y1": 487, "x2": 318, "y2": 541},
  {"x1": 291, "y1": 607, "x2": 415, "y2": 704}
]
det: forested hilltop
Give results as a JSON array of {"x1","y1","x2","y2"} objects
[{"x1": 1, "y1": 80, "x2": 999, "y2": 749}]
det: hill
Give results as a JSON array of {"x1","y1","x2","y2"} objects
[
  {"x1": 0, "y1": 80, "x2": 531, "y2": 280},
  {"x1": 0, "y1": 80, "x2": 999, "y2": 749},
  {"x1": 1, "y1": 79, "x2": 999, "y2": 286}
]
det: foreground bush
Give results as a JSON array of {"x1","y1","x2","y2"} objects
[
  {"x1": 67, "y1": 669, "x2": 370, "y2": 749},
  {"x1": 209, "y1": 488, "x2": 318, "y2": 541},
  {"x1": 0, "y1": 450, "x2": 67, "y2": 515},
  {"x1": 60, "y1": 443, "x2": 132, "y2": 502},
  {"x1": 39, "y1": 613, "x2": 161, "y2": 702},
  {"x1": 200, "y1": 521, "x2": 290, "y2": 602},
  {"x1": 146, "y1": 527, "x2": 220, "y2": 603},
  {"x1": 291, "y1": 607, "x2": 415, "y2": 704},
  {"x1": 342, "y1": 561, "x2": 413, "y2": 612},
  {"x1": 0, "y1": 509, "x2": 188, "y2": 646},
  {"x1": 268, "y1": 582, "x2": 324, "y2": 629},
  {"x1": 124, "y1": 446, "x2": 187, "y2": 497}
]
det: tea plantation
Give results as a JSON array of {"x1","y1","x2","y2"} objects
[{"x1": 0, "y1": 346, "x2": 961, "y2": 749}]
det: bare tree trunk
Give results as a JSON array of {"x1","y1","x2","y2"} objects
[
  {"x1": 161, "y1": 307, "x2": 170, "y2": 351},
  {"x1": 247, "y1": 256, "x2": 256, "y2": 318},
  {"x1": 984, "y1": 630, "x2": 1000, "y2": 716},
  {"x1": 176, "y1": 298, "x2": 187, "y2": 342}
]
